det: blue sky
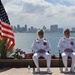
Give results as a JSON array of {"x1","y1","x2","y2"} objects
[
  {"x1": 45, "y1": 0, "x2": 60, "y2": 4},
  {"x1": 1, "y1": 0, "x2": 75, "y2": 29},
  {"x1": 46, "y1": 0, "x2": 73, "y2": 6}
]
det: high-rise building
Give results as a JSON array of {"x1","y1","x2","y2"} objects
[
  {"x1": 72, "y1": 28, "x2": 75, "y2": 31},
  {"x1": 58, "y1": 28, "x2": 63, "y2": 33},
  {"x1": 17, "y1": 24, "x2": 21, "y2": 32},
  {"x1": 13, "y1": 26, "x2": 17, "y2": 32},
  {"x1": 30, "y1": 26, "x2": 34, "y2": 32},
  {"x1": 25, "y1": 24, "x2": 27, "y2": 32},
  {"x1": 50, "y1": 25, "x2": 58, "y2": 32},
  {"x1": 42, "y1": 26, "x2": 46, "y2": 31}
]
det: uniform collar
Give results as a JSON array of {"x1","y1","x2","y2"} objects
[
  {"x1": 38, "y1": 38, "x2": 44, "y2": 40},
  {"x1": 64, "y1": 37, "x2": 70, "y2": 40}
]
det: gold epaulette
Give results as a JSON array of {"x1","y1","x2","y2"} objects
[
  {"x1": 71, "y1": 37, "x2": 74, "y2": 40},
  {"x1": 44, "y1": 38, "x2": 48, "y2": 41},
  {"x1": 35, "y1": 38, "x2": 38, "y2": 40}
]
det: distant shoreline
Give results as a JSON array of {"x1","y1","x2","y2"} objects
[
  {"x1": 14, "y1": 32, "x2": 75, "y2": 33},
  {"x1": 14, "y1": 32, "x2": 63, "y2": 33}
]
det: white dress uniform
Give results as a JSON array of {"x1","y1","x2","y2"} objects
[
  {"x1": 31, "y1": 38, "x2": 51, "y2": 72},
  {"x1": 58, "y1": 37, "x2": 75, "y2": 72}
]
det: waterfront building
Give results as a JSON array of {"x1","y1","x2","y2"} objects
[{"x1": 50, "y1": 25, "x2": 58, "y2": 32}]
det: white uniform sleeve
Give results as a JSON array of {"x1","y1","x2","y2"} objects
[
  {"x1": 43, "y1": 41, "x2": 51, "y2": 52},
  {"x1": 31, "y1": 40, "x2": 39, "y2": 53},
  {"x1": 72, "y1": 39, "x2": 75, "y2": 52},
  {"x1": 57, "y1": 38, "x2": 65, "y2": 52}
]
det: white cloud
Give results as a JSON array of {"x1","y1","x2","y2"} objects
[
  {"x1": 67, "y1": 0, "x2": 75, "y2": 4},
  {"x1": 1, "y1": 0, "x2": 75, "y2": 28}
]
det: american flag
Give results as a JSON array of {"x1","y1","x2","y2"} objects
[{"x1": 0, "y1": 0, "x2": 15, "y2": 51}]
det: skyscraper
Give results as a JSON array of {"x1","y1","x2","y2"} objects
[
  {"x1": 50, "y1": 25, "x2": 58, "y2": 32},
  {"x1": 25, "y1": 24, "x2": 27, "y2": 32}
]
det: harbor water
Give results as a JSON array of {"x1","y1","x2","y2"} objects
[{"x1": 14, "y1": 33, "x2": 75, "y2": 56}]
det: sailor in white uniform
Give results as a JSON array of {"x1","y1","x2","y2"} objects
[
  {"x1": 31, "y1": 30, "x2": 52, "y2": 73},
  {"x1": 58, "y1": 29, "x2": 75, "y2": 73}
]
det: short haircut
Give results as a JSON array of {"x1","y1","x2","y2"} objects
[
  {"x1": 38, "y1": 30, "x2": 44, "y2": 35},
  {"x1": 64, "y1": 29, "x2": 70, "y2": 33}
]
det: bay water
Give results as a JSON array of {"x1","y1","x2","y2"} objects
[{"x1": 14, "y1": 33, "x2": 75, "y2": 56}]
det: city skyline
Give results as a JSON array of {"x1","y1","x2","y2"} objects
[
  {"x1": 2, "y1": 0, "x2": 75, "y2": 29},
  {"x1": 12, "y1": 24, "x2": 75, "y2": 33}
]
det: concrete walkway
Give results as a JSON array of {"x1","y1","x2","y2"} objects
[{"x1": 0, "y1": 68, "x2": 75, "y2": 75}]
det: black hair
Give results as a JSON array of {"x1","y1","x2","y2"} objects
[
  {"x1": 64, "y1": 29, "x2": 70, "y2": 33},
  {"x1": 38, "y1": 30, "x2": 44, "y2": 34}
]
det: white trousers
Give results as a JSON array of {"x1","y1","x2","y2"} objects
[
  {"x1": 61, "y1": 52, "x2": 75, "y2": 69},
  {"x1": 33, "y1": 52, "x2": 51, "y2": 69}
]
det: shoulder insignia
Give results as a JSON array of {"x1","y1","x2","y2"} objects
[
  {"x1": 61, "y1": 37, "x2": 65, "y2": 41},
  {"x1": 44, "y1": 38, "x2": 47, "y2": 42},
  {"x1": 35, "y1": 38, "x2": 38, "y2": 40},
  {"x1": 71, "y1": 38, "x2": 74, "y2": 40},
  {"x1": 35, "y1": 38, "x2": 39, "y2": 42},
  {"x1": 63, "y1": 37, "x2": 65, "y2": 39},
  {"x1": 61, "y1": 37, "x2": 65, "y2": 40},
  {"x1": 44, "y1": 38, "x2": 47, "y2": 40}
]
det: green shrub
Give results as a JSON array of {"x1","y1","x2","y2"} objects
[{"x1": 0, "y1": 38, "x2": 7, "y2": 59}]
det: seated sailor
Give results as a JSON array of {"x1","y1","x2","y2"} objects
[
  {"x1": 58, "y1": 29, "x2": 75, "y2": 73},
  {"x1": 31, "y1": 29, "x2": 52, "y2": 73}
]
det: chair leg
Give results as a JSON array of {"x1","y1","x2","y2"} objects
[
  {"x1": 59, "y1": 59, "x2": 63, "y2": 72},
  {"x1": 59, "y1": 52, "x2": 63, "y2": 72},
  {"x1": 59, "y1": 67, "x2": 63, "y2": 72},
  {"x1": 33, "y1": 67, "x2": 35, "y2": 72}
]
